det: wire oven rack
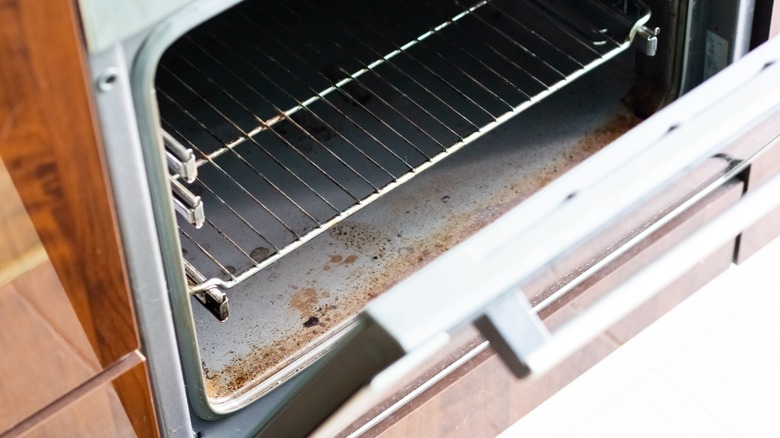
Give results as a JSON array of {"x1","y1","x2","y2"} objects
[{"x1": 156, "y1": 0, "x2": 651, "y2": 306}]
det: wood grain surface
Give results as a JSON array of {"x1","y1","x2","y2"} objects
[
  {"x1": 0, "y1": 159, "x2": 158, "y2": 436},
  {"x1": 0, "y1": 0, "x2": 135, "y2": 368}
]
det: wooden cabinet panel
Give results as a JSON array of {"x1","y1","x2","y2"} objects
[
  {"x1": 0, "y1": 280, "x2": 100, "y2": 433},
  {"x1": 15, "y1": 361, "x2": 154, "y2": 438},
  {"x1": 0, "y1": 0, "x2": 137, "y2": 367},
  {"x1": 0, "y1": 150, "x2": 102, "y2": 432},
  {"x1": 111, "y1": 357, "x2": 160, "y2": 438},
  {"x1": 0, "y1": 131, "x2": 159, "y2": 435}
]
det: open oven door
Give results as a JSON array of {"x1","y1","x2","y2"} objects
[{"x1": 246, "y1": 36, "x2": 780, "y2": 437}]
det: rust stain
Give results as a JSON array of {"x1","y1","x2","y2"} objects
[
  {"x1": 290, "y1": 288, "x2": 318, "y2": 315},
  {"x1": 341, "y1": 254, "x2": 358, "y2": 265},
  {"x1": 250, "y1": 246, "x2": 271, "y2": 262},
  {"x1": 205, "y1": 294, "x2": 348, "y2": 400},
  {"x1": 329, "y1": 254, "x2": 343, "y2": 263},
  {"x1": 573, "y1": 112, "x2": 641, "y2": 157}
]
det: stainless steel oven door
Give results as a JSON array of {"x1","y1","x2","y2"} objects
[{"x1": 249, "y1": 36, "x2": 780, "y2": 437}]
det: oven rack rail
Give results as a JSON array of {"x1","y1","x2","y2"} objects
[{"x1": 155, "y1": 0, "x2": 652, "y2": 319}]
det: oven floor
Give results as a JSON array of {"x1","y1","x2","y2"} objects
[{"x1": 192, "y1": 50, "x2": 641, "y2": 405}]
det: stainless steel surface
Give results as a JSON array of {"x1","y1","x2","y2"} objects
[
  {"x1": 77, "y1": 0, "x2": 196, "y2": 53},
  {"x1": 532, "y1": 142, "x2": 761, "y2": 314},
  {"x1": 256, "y1": 317, "x2": 406, "y2": 437},
  {"x1": 680, "y1": 0, "x2": 756, "y2": 93},
  {"x1": 171, "y1": 177, "x2": 205, "y2": 228},
  {"x1": 87, "y1": 0, "x2": 775, "y2": 430},
  {"x1": 258, "y1": 100, "x2": 780, "y2": 436},
  {"x1": 636, "y1": 25, "x2": 661, "y2": 55},
  {"x1": 474, "y1": 288, "x2": 549, "y2": 377},
  {"x1": 187, "y1": 261, "x2": 230, "y2": 322},
  {"x1": 127, "y1": 0, "x2": 254, "y2": 422},
  {"x1": 303, "y1": 40, "x2": 780, "y2": 437},
  {"x1": 164, "y1": 131, "x2": 198, "y2": 183},
  {"x1": 88, "y1": 43, "x2": 194, "y2": 436},
  {"x1": 156, "y1": 0, "x2": 652, "y2": 297}
]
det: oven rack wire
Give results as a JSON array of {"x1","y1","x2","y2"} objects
[{"x1": 155, "y1": 0, "x2": 651, "y2": 300}]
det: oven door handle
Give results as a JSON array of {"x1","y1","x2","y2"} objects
[{"x1": 517, "y1": 170, "x2": 780, "y2": 376}]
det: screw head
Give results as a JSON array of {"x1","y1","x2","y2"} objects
[{"x1": 97, "y1": 67, "x2": 120, "y2": 92}]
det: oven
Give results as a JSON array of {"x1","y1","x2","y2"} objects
[{"x1": 79, "y1": 0, "x2": 780, "y2": 435}]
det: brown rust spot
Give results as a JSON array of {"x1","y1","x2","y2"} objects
[
  {"x1": 204, "y1": 300, "x2": 357, "y2": 400},
  {"x1": 290, "y1": 288, "x2": 318, "y2": 315},
  {"x1": 328, "y1": 112, "x2": 645, "y2": 314},
  {"x1": 342, "y1": 254, "x2": 358, "y2": 265},
  {"x1": 329, "y1": 254, "x2": 343, "y2": 263},
  {"x1": 328, "y1": 222, "x2": 383, "y2": 251},
  {"x1": 250, "y1": 247, "x2": 271, "y2": 262}
]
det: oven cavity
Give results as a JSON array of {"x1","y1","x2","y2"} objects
[{"x1": 155, "y1": 0, "x2": 653, "y2": 320}]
